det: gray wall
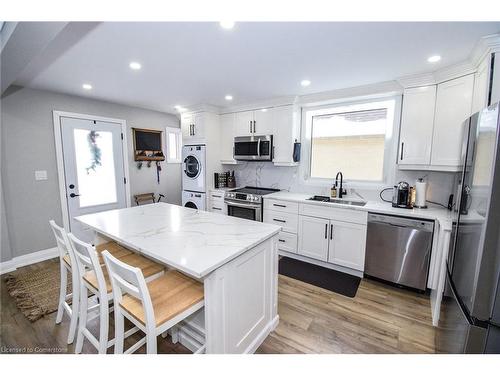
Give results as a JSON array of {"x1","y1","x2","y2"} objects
[{"x1": 1, "y1": 86, "x2": 181, "y2": 261}]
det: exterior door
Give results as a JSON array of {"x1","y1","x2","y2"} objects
[
  {"x1": 60, "y1": 116, "x2": 127, "y2": 242},
  {"x1": 297, "y1": 215, "x2": 329, "y2": 261}
]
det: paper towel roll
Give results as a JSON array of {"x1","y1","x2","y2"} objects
[{"x1": 415, "y1": 180, "x2": 427, "y2": 208}]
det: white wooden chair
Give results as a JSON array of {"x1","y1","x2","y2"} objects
[
  {"x1": 67, "y1": 234, "x2": 164, "y2": 354},
  {"x1": 102, "y1": 250, "x2": 205, "y2": 354},
  {"x1": 49, "y1": 220, "x2": 79, "y2": 345}
]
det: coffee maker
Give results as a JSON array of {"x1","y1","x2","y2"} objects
[{"x1": 392, "y1": 181, "x2": 412, "y2": 209}]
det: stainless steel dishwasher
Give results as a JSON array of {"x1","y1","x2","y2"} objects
[{"x1": 365, "y1": 213, "x2": 434, "y2": 291}]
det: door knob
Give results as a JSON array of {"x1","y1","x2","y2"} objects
[{"x1": 69, "y1": 193, "x2": 81, "y2": 198}]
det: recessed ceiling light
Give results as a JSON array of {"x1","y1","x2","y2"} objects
[
  {"x1": 82, "y1": 83, "x2": 92, "y2": 90},
  {"x1": 225, "y1": 95, "x2": 233, "y2": 101},
  {"x1": 174, "y1": 105, "x2": 186, "y2": 112},
  {"x1": 261, "y1": 108, "x2": 268, "y2": 112},
  {"x1": 219, "y1": 21, "x2": 235, "y2": 30},
  {"x1": 300, "y1": 79, "x2": 311, "y2": 87},
  {"x1": 129, "y1": 61, "x2": 142, "y2": 70},
  {"x1": 427, "y1": 55, "x2": 441, "y2": 63}
]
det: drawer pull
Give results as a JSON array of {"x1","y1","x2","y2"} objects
[
  {"x1": 273, "y1": 219, "x2": 286, "y2": 223},
  {"x1": 212, "y1": 195, "x2": 223, "y2": 198},
  {"x1": 278, "y1": 239, "x2": 286, "y2": 243},
  {"x1": 273, "y1": 204, "x2": 287, "y2": 208},
  {"x1": 212, "y1": 207, "x2": 222, "y2": 210}
]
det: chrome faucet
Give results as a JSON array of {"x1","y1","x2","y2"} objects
[{"x1": 335, "y1": 171, "x2": 346, "y2": 198}]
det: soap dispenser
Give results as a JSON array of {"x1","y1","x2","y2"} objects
[{"x1": 331, "y1": 182, "x2": 337, "y2": 198}]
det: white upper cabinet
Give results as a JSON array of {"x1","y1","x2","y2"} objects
[
  {"x1": 181, "y1": 112, "x2": 205, "y2": 141},
  {"x1": 253, "y1": 108, "x2": 274, "y2": 135},
  {"x1": 272, "y1": 105, "x2": 299, "y2": 166},
  {"x1": 471, "y1": 56, "x2": 491, "y2": 114},
  {"x1": 328, "y1": 221, "x2": 367, "y2": 271},
  {"x1": 220, "y1": 113, "x2": 235, "y2": 163},
  {"x1": 431, "y1": 74, "x2": 474, "y2": 167},
  {"x1": 234, "y1": 110, "x2": 254, "y2": 137},
  {"x1": 399, "y1": 86, "x2": 436, "y2": 165}
]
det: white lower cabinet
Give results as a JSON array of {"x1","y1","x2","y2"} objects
[
  {"x1": 328, "y1": 221, "x2": 367, "y2": 271},
  {"x1": 297, "y1": 215, "x2": 329, "y2": 261}
]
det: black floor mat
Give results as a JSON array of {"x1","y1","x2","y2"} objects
[{"x1": 279, "y1": 257, "x2": 361, "y2": 298}]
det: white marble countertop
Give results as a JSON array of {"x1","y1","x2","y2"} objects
[
  {"x1": 265, "y1": 191, "x2": 454, "y2": 226},
  {"x1": 75, "y1": 203, "x2": 281, "y2": 279}
]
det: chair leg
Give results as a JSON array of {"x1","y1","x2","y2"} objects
[
  {"x1": 67, "y1": 271, "x2": 79, "y2": 344},
  {"x1": 75, "y1": 284, "x2": 88, "y2": 354},
  {"x1": 98, "y1": 295, "x2": 109, "y2": 354},
  {"x1": 55, "y1": 263, "x2": 67, "y2": 324},
  {"x1": 171, "y1": 326, "x2": 179, "y2": 344},
  {"x1": 114, "y1": 308, "x2": 125, "y2": 354},
  {"x1": 146, "y1": 325, "x2": 157, "y2": 354}
]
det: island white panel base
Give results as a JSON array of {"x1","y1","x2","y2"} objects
[{"x1": 203, "y1": 235, "x2": 279, "y2": 353}]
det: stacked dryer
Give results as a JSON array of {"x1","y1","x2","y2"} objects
[{"x1": 181, "y1": 144, "x2": 206, "y2": 210}]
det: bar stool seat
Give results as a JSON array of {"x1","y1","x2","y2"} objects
[
  {"x1": 61, "y1": 241, "x2": 133, "y2": 267},
  {"x1": 83, "y1": 254, "x2": 165, "y2": 294},
  {"x1": 120, "y1": 270, "x2": 204, "y2": 326}
]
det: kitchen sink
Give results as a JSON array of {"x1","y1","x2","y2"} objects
[{"x1": 307, "y1": 195, "x2": 367, "y2": 207}]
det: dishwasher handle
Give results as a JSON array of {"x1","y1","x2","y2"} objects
[{"x1": 368, "y1": 213, "x2": 434, "y2": 232}]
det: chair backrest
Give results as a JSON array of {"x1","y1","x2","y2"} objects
[
  {"x1": 67, "y1": 233, "x2": 107, "y2": 295},
  {"x1": 102, "y1": 250, "x2": 156, "y2": 328},
  {"x1": 49, "y1": 220, "x2": 76, "y2": 265}
]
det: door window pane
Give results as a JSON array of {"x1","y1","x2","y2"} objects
[{"x1": 73, "y1": 129, "x2": 118, "y2": 207}]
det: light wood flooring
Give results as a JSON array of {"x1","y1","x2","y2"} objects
[{"x1": 0, "y1": 259, "x2": 436, "y2": 354}]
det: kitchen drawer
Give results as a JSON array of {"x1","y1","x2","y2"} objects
[
  {"x1": 264, "y1": 199, "x2": 299, "y2": 214},
  {"x1": 209, "y1": 200, "x2": 226, "y2": 215},
  {"x1": 299, "y1": 203, "x2": 367, "y2": 225},
  {"x1": 209, "y1": 190, "x2": 225, "y2": 202},
  {"x1": 278, "y1": 232, "x2": 297, "y2": 254},
  {"x1": 263, "y1": 210, "x2": 298, "y2": 234}
]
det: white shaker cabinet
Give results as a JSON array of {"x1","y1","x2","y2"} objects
[
  {"x1": 272, "y1": 105, "x2": 299, "y2": 166},
  {"x1": 181, "y1": 112, "x2": 205, "y2": 142},
  {"x1": 328, "y1": 221, "x2": 367, "y2": 271},
  {"x1": 398, "y1": 86, "x2": 436, "y2": 165},
  {"x1": 253, "y1": 108, "x2": 274, "y2": 135},
  {"x1": 220, "y1": 113, "x2": 236, "y2": 163},
  {"x1": 431, "y1": 74, "x2": 474, "y2": 167},
  {"x1": 471, "y1": 56, "x2": 491, "y2": 114},
  {"x1": 234, "y1": 110, "x2": 254, "y2": 137},
  {"x1": 297, "y1": 215, "x2": 329, "y2": 261}
]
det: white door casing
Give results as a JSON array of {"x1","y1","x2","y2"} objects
[{"x1": 53, "y1": 111, "x2": 130, "y2": 242}]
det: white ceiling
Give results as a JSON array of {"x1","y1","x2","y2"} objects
[{"x1": 15, "y1": 22, "x2": 500, "y2": 113}]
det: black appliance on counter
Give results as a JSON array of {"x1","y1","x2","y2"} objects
[
  {"x1": 436, "y1": 103, "x2": 500, "y2": 353},
  {"x1": 392, "y1": 181, "x2": 412, "y2": 208},
  {"x1": 224, "y1": 186, "x2": 280, "y2": 221}
]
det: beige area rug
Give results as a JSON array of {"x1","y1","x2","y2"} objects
[{"x1": 4, "y1": 261, "x2": 71, "y2": 322}]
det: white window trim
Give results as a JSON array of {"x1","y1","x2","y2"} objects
[
  {"x1": 165, "y1": 127, "x2": 182, "y2": 163},
  {"x1": 298, "y1": 94, "x2": 402, "y2": 190}
]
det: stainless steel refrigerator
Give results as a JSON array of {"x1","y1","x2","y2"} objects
[{"x1": 436, "y1": 102, "x2": 500, "y2": 353}]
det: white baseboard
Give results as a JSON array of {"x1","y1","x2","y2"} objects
[{"x1": 0, "y1": 247, "x2": 59, "y2": 275}]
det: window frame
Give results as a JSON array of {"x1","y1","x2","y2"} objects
[
  {"x1": 165, "y1": 127, "x2": 182, "y2": 164},
  {"x1": 299, "y1": 95, "x2": 402, "y2": 190}
]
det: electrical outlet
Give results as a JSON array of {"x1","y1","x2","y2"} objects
[{"x1": 35, "y1": 170, "x2": 48, "y2": 181}]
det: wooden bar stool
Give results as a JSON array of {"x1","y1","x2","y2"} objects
[
  {"x1": 67, "y1": 234, "x2": 165, "y2": 354},
  {"x1": 49, "y1": 220, "x2": 80, "y2": 345},
  {"x1": 102, "y1": 250, "x2": 205, "y2": 354}
]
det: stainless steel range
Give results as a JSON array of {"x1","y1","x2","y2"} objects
[{"x1": 224, "y1": 186, "x2": 280, "y2": 221}]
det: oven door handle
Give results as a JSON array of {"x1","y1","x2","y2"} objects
[{"x1": 225, "y1": 200, "x2": 261, "y2": 209}]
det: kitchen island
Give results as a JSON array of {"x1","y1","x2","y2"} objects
[{"x1": 75, "y1": 203, "x2": 281, "y2": 354}]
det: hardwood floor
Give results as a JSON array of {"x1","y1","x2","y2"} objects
[{"x1": 0, "y1": 259, "x2": 436, "y2": 354}]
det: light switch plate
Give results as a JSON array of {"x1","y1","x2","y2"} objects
[{"x1": 35, "y1": 170, "x2": 48, "y2": 181}]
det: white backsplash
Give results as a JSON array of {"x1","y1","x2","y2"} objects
[{"x1": 223, "y1": 162, "x2": 457, "y2": 206}]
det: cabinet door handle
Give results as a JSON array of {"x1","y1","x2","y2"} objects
[
  {"x1": 192, "y1": 124, "x2": 196, "y2": 136},
  {"x1": 273, "y1": 218, "x2": 286, "y2": 223},
  {"x1": 250, "y1": 120, "x2": 252, "y2": 133},
  {"x1": 253, "y1": 120, "x2": 256, "y2": 133},
  {"x1": 330, "y1": 224, "x2": 333, "y2": 240},
  {"x1": 212, "y1": 195, "x2": 222, "y2": 198},
  {"x1": 212, "y1": 207, "x2": 222, "y2": 210},
  {"x1": 400, "y1": 142, "x2": 404, "y2": 160},
  {"x1": 278, "y1": 239, "x2": 286, "y2": 243},
  {"x1": 324, "y1": 223, "x2": 328, "y2": 239},
  {"x1": 273, "y1": 204, "x2": 286, "y2": 208}
]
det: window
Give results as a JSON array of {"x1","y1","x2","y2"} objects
[
  {"x1": 305, "y1": 99, "x2": 396, "y2": 183},
  {"x1": 165, "y1": 127, "x2": 182, "y2": 163}
]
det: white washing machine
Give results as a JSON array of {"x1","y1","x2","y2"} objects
[
  {"x1": 182, "y1": 191, "x2": 206, "y2": 210},
  {"x1": 182, "y1": 144, "x2": 206, "y2": 193}
]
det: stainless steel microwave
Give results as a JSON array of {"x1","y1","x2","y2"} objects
[{"x1": 234, "y1": 135, "x2": 273, "y2": 161}]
